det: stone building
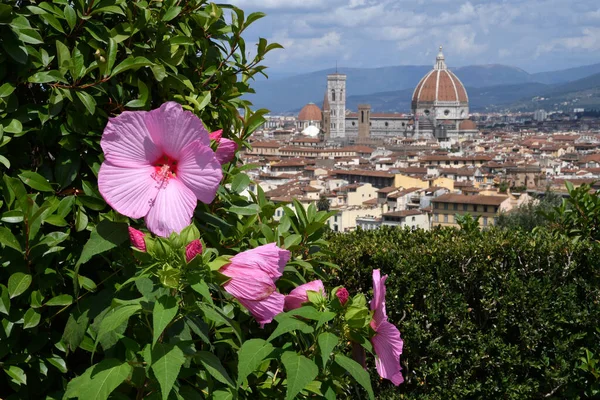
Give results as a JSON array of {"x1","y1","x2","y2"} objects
[
  {"x1": 296, "y1": 103, "x2": 322, "y2": 131},
  {"x1": 324, "y1": 73, "x2": 347, "y2": 139}
]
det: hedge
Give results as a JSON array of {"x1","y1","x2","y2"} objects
[{"x1": 327, "y1": 227, "x2": 600, "y2": 399}]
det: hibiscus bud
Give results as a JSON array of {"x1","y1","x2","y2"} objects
[
  {"x1": 185, "y1": 239, "x2": 203, "y2": 263},
  {"x1": 335, "y1": 287, "x2": 350, "y2": 306},
  {"x1": 209, "y1": 129, "x2": 223, "y2": 141},
  {"x1": 128, "y1": 227, "x2": 146, "y2": 252},
  {"x1": 284, "y1": 280, "x2": 325, "y2": 311}
]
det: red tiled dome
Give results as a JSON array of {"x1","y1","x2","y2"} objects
[
  {"x1": 298, "y1": 103, "x2": 322, "y2": 121},
  {"x1": 459, "y1": 119, "x2": 477, "y2": 130},
  {"x1": 412, "y1": 69, "x2": 468, "y2": 103}
]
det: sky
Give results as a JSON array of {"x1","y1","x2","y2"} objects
[{"x1": 220, "y1": 0, "x2": 600, "y2": 75}]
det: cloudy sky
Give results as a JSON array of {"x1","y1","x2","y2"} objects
[{"x1": 220, "y1": 0, "x2": 600, "y2": 74}]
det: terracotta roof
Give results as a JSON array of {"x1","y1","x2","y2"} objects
[
  {"x1": 459, "y1": 119, "x2": 477, "y2": 130},
  {"x1": 412, "y1": 69, "x2": 468, "y2": 103},
  {"x1": 432, "y1": 194, "x2": 508, "y2": 206},
  {"x1": 387, "y1": 187, "x2": 421, "y2": 199},
  {"x1": 377, "y1": 186, "x2": 399, "y2": 193},
  {"x1": 332, "y1": 169, "x2": 394, "y2": 178},
  {"x1": 362, "y1": 198, "x2": 378, "y2": 205},
  {"x1": 252, "y1": 141, "x2": 281, "y2": 148},
  {"x1": 298, "y1": 103, "x2": 322, "y2": 121},
  {"x1": 383, "y1": 210, "x2": 423, "y2": 217}
]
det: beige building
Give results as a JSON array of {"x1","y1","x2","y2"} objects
[{"x1": 431, "y1": 194, "x2": 510, "y2": 228}]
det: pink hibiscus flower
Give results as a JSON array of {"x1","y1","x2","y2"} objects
[
  {"x1": 284, "y1": 280, "x2": 325, "y2": 310},
  {"x1": 209, "y1": 129, "x2": 238, "y2": 165},
  {"x1": 98, "y1": 102, "x2": 223, "y2": 237},
  {"x1": 219, "y1": 243, "x2": 290, "y2": 327},
  {"x1": 370, "y1": 269, "x2": 404, "y2": 386}
]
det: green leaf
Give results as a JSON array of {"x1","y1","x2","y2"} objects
[
  {"x1": 105, "y1": 37, "x2": 117, "y2": 76},
  {"x1": 3, "y1": 365, "x2": 26, "y2": 385},
  {"x1": 23, "y1": 308, "x2": 41, "y2": 329},
  {"x1": 75, "y1": 207, "x2": 88, "y2": 232},
  {"x1": 162, "y1": 6, "x2": 182, "y2": 21},
  {"x1": 65, "y1": 359, "x2": 132, "y2": 400},
  {"x1": 237, "y1": 339, "x2": 274, "y2": 385},
  {"x1": 14, "y1": 28, "x2": 44, "y2": 44},
  {"x1": 45, "y1": 294, "x2": 73, "y2": 306},
  {"x1": 0, "y1": 285, "x2": 10, "y2": 315},
  {"x1": 229, "y1": 204, "x2": 260, "y2": 215},
  {"x1": 0, "y1": 226, "x2": 22, "y2": 252},
  {"x1": 153, "y1": 295, "x2": 179, "y2": 346},
  {"x1": 150, "y1": 343, "x2": 186, "y2": 400},
  {"x1": 231, "y1": 173, "x2": 250, "y2": 194},
  {"x1": 96, "y1": 304, "x2": 141, "y2": 346},
  {"x1": 18, "y1": 171, "x2": 53, "y2": 192},
  {"x1": 197, "y1": 351, "x2": 235, "y2": 388},
  {"x1": 268, "y1": 318, "x2": 314, "y2": 342},
  {"x1": 0, "y1": 155, "x2": 9, "y2": 169},
  {"x1": 281, "y1": 352, "x2": 319, "y2": 400},
  {"x1": 28, "y1": 70, "x2": 66, "y2": 84},
  {"x1": 77, "y1": 220, "x2": 129, "y2": 266},
  {"x1": 0, "y1": 83, "x2": 15, "y2": 98},
  {"x1": 64, "y1": 5, "x2": 76, "y2": 31},
  {"x1": 2, "y1": 119, "x2": 22, "y2": 134},
  {"x1": 1, "y1": 31, "x2": 28, "y2": 64},
  {"x1": 8, "y1": 273, "x2": 32, "y2": 298},
  {"x1": 62, "y1": 311, "x2": 89, "y2": 352},
  {"x1": 318, "y1": 333, "x2": 339, "y2": 369},
  {"x1": 334, "y1": 354, "x2": 375, "y2": 400},
  {"x1": 110, "y1": 56, "x2": 153, "y2": 77},
  {"x1": 75, "y1": 91, "x2": 97, "y2": 115}
]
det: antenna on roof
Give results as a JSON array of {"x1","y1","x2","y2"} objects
[{"x1": 335, "y1": 60, "x2": 338, "y2": 73}]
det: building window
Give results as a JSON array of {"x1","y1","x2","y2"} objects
[
  {"x1": 484, "y1": 206, "x2": 488, "y2": 212},
  {"x1": 352, "y1": 121, "x2": 355, "y2": 126},
  {"x1": 361, "y1": 111, "x2": 364, "y2": 123},
  {"x1": 424, "y1": 109, "x2": 430, "y2": 116},
  {"x1": 385, "y1": 122, "x2": 389, "y2": 127},
  {"x1": 444, "y1": 109, "x2": 450, "y2": 116},
  {"x1": 495, "y1": 206, "x2": 499, "y2": 213},
  {"x1": 462, "y1": 204, "x2": 468, "y2": 211},
  {"x1": 334, "y1": 216, "x2": 338, "y2": 222},
  {"x1": 483, "y1": 217, "x2": 488, "y2": 226},
  {"x1": 453, "y1": 203, "x2": 458, "y2": 210},
  {"x1": 473, "y1": 205, "x2": 478, "y2": 212},
  {"x1": 443, "y1": 214, "x2": 448, "y2": 223},
  {"x1": 412, "y1": 216, "x2": 415, "y2": 221},
  {"x1": 434, "y1": 214, "x2": 439, "y2": 222},
  {"x1": 444, "y1": 203, "x2": 448, "y2": 210},
  {"x1": 332, "y1": 89, "x2": 335, "y2": 101}
]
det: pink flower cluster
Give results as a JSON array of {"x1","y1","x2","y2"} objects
[{"x1": 107, "y1": 104, "x2": 403, "y2": 386}]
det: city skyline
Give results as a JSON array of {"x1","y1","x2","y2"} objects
[{"x1": 222, "y1": 0, "x2": 600, "y2": 74}]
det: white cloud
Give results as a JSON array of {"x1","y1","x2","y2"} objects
[{"x1": 536, "y1": 27, "x2": 600, "y2": 55}]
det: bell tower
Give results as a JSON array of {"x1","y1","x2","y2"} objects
[{"x1": 327, "y1": 72, "x2": 346, "y2": 139}]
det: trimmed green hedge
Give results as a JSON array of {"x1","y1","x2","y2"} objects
[{"x1": 327, "y1": 227, "x2": 600, "y2": 399}]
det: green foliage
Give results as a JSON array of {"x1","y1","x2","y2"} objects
[
  {"x1": 545, "y1": 182, "x2": 600, "y2": 241},
  {"x1": 327, "y1": 226, "x2": 600, "y2": 399},
  {"x1": 497, "y1": 189, "x2": 562, "y2": 231},
  {"x1": 0, "y1": 1, "x2": 383, "y2": 399}
]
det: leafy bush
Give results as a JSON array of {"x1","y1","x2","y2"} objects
[
  {"x1": 0, "y1": 1, "x2": 403, "y2": 399},
  {"x1": 327, "y1": 226, "x2": 600, "y2": 399}
]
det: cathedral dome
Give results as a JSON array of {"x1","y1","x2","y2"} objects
[
  {"x1": 298, "y1": 103, "x2": 322, "y2": 121},
  {"x1": 412, "y1": 47, "x2": 468, "y2": 105},
  {"x1": 459, "y1": 119, "x2": 477, "y2": 130}
]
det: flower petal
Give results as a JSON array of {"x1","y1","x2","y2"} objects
[
  {"x1": 370, "y1": 269, "x2": 388, "y2": 330},
  {"x1": 145, "y1": 102, "x2": 210, "y2": 159},
  {"x1": 372, "y1": 321, "x2": 404, "y2": 386},
  {"x1": 98, "y1": 163, "x2": 158, "y2": 219},
  {"x1": 284, "y1": 280, "x2": 325, "y2": 311},
  {"x1": 229, "y1": 243, "x2": 290, "y2": 281},
  {"x1": 238, "y1": 291, "x2": 285, "y2": 328},
  {"x1": 144, "y1": 177, "x2": 197, "y2": 237},
  {"x1": 215, "y1": 138, "x2": 238, "y2": 165},
  {"x1": 176, "y1": 141, "x2": 223, "y2": 204},
  {"x1": 223, "y1": 268, "x2": 276, "y2": 301},
  {"x1": 101, "y1": 111, "x2": 162, "y2": 168}
]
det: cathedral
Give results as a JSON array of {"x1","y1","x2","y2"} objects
[{"x1": 296, "y1": 46, "x2": 478, "y2": 142}]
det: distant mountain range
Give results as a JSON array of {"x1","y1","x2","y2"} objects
[{"x1": 248, "y1": 62, "x2": 600, "y2": 114}]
